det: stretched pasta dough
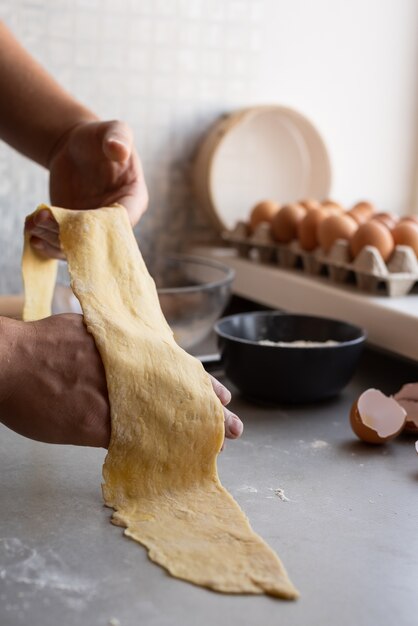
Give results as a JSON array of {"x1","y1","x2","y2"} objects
[{"x1": 22, "y1": 204, "x2": 298, "y2": 599}]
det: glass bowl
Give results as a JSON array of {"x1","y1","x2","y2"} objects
[{"x1": 53, "y1": 255, "x2": 234, "y2": 350}]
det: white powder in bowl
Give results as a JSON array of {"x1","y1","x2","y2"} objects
[{"x1": 258, "y1": 339, "x2": 340, "y2": 347}]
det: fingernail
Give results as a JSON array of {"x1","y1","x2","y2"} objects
[
  {"x1": 220, "y1": 388, "x2": 232, "y2": 405},
  {"x1": 229, "y1": 416, "x2": 243, "y2": 437},
  {"x1": 105, "y1": 137, "x2": 129, "y2": 162},
  {"x1": 34, "y1": 210, "x2": 52, "y2": 226},
  {"x1": 107, "y1": 136, "x2": 126, "y2": 148}
]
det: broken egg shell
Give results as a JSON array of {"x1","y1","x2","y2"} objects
[
  {"x1": 393, "y1": 383, "x2": 418, "y2": 433},
  {"x1": 404, "y1": 416, "x2": 418, "y2": 433},
  {"x1": 350, "y1": 388, "x2": 406, "y2": 444}
]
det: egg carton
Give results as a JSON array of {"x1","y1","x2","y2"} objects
[{"x1": 223, "y1": 221, "x2": 418, "y2": 297}]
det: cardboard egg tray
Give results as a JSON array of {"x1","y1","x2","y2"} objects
[{"x1": 223, "y1": 222, "x2": 418, "y2": 297}]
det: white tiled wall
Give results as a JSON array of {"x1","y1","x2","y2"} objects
[
  {"x1": 0, "y1": 0, "x2": 263, "y2": 293},
  {"x1": 1, "y1": 0, "x2": 418, "y2": 294}
]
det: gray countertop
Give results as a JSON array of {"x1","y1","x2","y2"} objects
[{"x1": 1, "y1": 348, "x2": 418, "y2": 626}]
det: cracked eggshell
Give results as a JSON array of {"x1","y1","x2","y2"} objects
[
  {"x1": 350, "y1": 388, "x2": 406, "y2": 444},
  {"x1": 393, "y1": 383, "x2": 418, "y2": 433}
]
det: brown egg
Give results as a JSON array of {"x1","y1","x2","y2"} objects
[
  {"x1": 372, "y1": 212, "x2": 399, "y2": 230},
  {"x1": 249, "y1": 200, "x2": 280, "y2": 233},
  {"x1": 392, "y1": 222, "x2": 418, "y2": 257},
  {"x1": 400, "y1": 215, "x2": 418, "y2": 226},
  {"x1": 351, "y1": 200, "x2": 375, "y2": 216},
  {"x1": 350, "y1": 388, "x2": 406, "y2": 444},
  {"x1": 298, "y1": 207, "x2": 328, "y2": 251},
  {"x1": 350, "y1": 221, "x2": 394, "y2": 262},
  {"x1": 317, "y1": 214, "x2": 358, "y2": 253},
  {"x1": 271, "y1": 203, "x2": 307, "y2": 243},
  {"x1": 322, "y1": 199, "x2": 344, "y2": 212},
  {"x1": 347, "y1": 208, "x2": 370, "y2": 225},
  {"x1": 299, "y1": 198, "x2": 322, "y2": 211}
]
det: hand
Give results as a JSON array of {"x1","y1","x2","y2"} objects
[
  {"x1": 0, "y1": 314, "x2": 110, "y2": 446},
  {"x1": 210, "y1": 375, "x2": 243, "y2": 441},
  {"x1": 0, "y1": 314, "x2": 242, "y2": 447},
  {"x1": 25, "y1": 120, "x2": 148, "y2": 258}
]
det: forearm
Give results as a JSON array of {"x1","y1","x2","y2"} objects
[
  {"x1": 0, "y1": 21, "x2": 98, "y2": 167},
  {"x1": 0, "y1": 316, "x2": 21, "y2": 408}
]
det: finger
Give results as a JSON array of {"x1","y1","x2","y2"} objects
[
  {"x1": 210, "y1": 375, "x2": 232, "y2": 406},
  {"x1": 29, "y1": 227, "x2": 61, "y2": 249},
  {"x1": 30, "y1": 236, "x2": 65, "y2": 260},
  {"x1": 224, "y1": 407, "x2": 243, "y2": 439},
  {"x1": 33, "y1": 209, "x2": 59, "y2": 231},
  {"x1": 102, "y1": 120, "x2": 133, "y2": 163},
  {"x1": 111, "y1": 179, "x2": 149, "y2": 227},
  {"x1": 25, "y1": 210, "x2": 58, "y2": 234}
]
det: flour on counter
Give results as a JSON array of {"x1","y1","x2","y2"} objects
[
  {"x1": 310, "y1": 439, "x2": 329, "y2": 449},
  {"x1": 268, "y1": 488, "x2": 290, "y2": 502},
  {"x1": 0, "y1": 538, "x2": 96, "y2": 609},
  {"x1": 236, "y1": 485, "x2": 258, "y2": 493},
  {"x1": 274, "y1": 488, "x2": 290, "y2": 502}
]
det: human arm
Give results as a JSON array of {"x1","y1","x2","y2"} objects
[
  {"x1": 0, "y1": 314, "x2": 242, "y2": 447},
  {"x1": 0, "y1": 314, "x2": 110, "y2": 446},
  {"x1": 0, "y1": 20, "x2": 95, "y2": 167},
  {"x1": 0, "y1": 22, "x2": 148, "y2": 256}
]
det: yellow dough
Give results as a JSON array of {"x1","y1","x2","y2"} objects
[{"x1": 22, "y1": 204, "x2": 298, "y2": 599}]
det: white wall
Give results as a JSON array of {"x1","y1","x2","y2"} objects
[
  {"x1": 258, "y1": 0, "x2": 418, "y2": 214},
  {"x1": 0, "y1": 0, "x2": 417, "y2": 293}
]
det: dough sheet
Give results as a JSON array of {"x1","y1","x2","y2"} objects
[{"x1": 22, "y1": 204, "x2": 298, "y2": 599}]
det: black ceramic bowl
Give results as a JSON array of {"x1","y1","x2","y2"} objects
[{"x1": 214, "y1": 312, "x2": 366, "y2": 404}]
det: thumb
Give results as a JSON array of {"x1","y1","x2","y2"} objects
[{"x1": 101, "y1": 120, "x2": 133, "y2": 163}]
